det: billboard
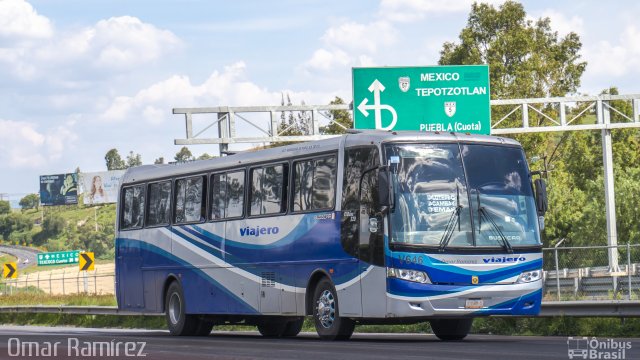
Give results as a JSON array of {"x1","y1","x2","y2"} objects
[
  {"x1": 80, "y1": 170, "x2": 125, "y2": 205},
  {"x1": 39, "y1": 173, "x2": 78, "y2": 206},
  {"x1": 352, "y1": 65, "x2": 491, "y2": 134}
]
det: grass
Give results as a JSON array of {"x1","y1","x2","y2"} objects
[{"x1": 0, "y1": 254, "x2": 17, "y2": 264}]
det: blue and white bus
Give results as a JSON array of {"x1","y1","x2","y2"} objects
[{"x1": 115, "y1": 131, "x2": 547, "y2": 340}]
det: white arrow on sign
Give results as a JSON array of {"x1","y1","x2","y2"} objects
[{"x1": 357, "y1": 79, "x2": 398, "y2": 130}]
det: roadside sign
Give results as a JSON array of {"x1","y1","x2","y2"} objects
[
  {"x1": 2, "y1": 262, "x2": 17, "y2": 279},
  {"x1": 352, "y1": 65, "x2": 491, "y2": 134},
  {"x1": 79, "y1": 252, "x2": 94, "y2": 271},
  {"x1": 37, "y1": 250, "x2": 80, "y2": 266}
]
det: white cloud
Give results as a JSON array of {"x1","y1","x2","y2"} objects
[
  {"x1": 301, "y1": 19, "x2": 396, "y2": 74},
  {"x1": 100, "y1": 62, "x2": 301, "y2": 124},
  {"x1": 0, "y1": 0, "x2": 53, "y2": 40},
  {"x1": 321, "y1": 20, "x2": 396, "y2": 53},
  {"x1": 379, "y1": 0, "x2": 505, "y2": 23},
  {"x1": 305, "y1": 48, "x2": 351, "y2": 72},
  {"x1": 90, "y1": 16, "x2": 181, "y2": 69},
  {"x1": 0, "y1": 119, "x2": 76, "y2": 168},
  {"x1": 586, "y1": 25, "x2": 640, "y2": 77},
  {"x1": 0, "y1": 13, "x2": 181, "y2": 81},
  {"x1": 533, "y1": 10, "x2": 584, "y2": 37}
]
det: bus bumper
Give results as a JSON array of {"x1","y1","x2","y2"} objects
[{"x1": 385, "y1": 280, "x2": 542, "y2": 317}]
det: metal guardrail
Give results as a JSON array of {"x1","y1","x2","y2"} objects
[
  {"x1": 538, "y1": 301, "x2": 640, "y2": 317},
  {"x1": 542, "y1": 244, "x2": 640, "y2": 301},
  {"x1": 1, "y1": 301, "x2": 639, "y2": 318}
]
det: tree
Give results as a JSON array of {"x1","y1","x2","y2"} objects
[
  {"x1": 154, "y1": 157, "x2": 165, "y2": 165},
  {"x1": 0, "y1": 213, "x2": 32, "y2": 240},
  {"x1": 126, "y1": 151, "x2": 142, "y2": 168},
  {"x1": 277, "y1": 93, "x2": 310, "y2": 136},
  {"x1": 19, "y1": 194, "x2": 39, "y2": 210},
  {"x1": 320, "y1": 97, "x2": 353, "y2": 135},
  {"x1": 439, "y1": 1, "x2": 586, "y2": 100},
  {"x1": 174, "y1": 147, "x2": 194, "y2": 163},
  {"x1": 105, "y1": 149, "x2": 126, "y2": 170},
  {"x1": 197, "y1": 153, "x2": 214, "y2": 160},
  {"x1": 0, "y1": 201, "x2": 9, "y2": 215},
  {"x1": 42, "y1": 214, "x2": 65, "y2": 238}
]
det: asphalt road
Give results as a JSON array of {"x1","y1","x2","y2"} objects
[
  {"x1": 0, "y1": 326, "x2": 637, "y2": 360},
  {"x1": 0, "y1": 245, "x2": 40, "y2": 270}
]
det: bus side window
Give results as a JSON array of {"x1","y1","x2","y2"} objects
[
  {"x1": 147, "y1": 181, "x2": 171, "y2": 226},
  {"x1": 249, "y1": 164, "x2": 287, "y2": 216},
  {"x1": 174, "y1": 175, "x2": 206, "y2": 224},
  {"x1": 211, "y1": 170, "x2": 245, "y2": 220},
  {"x1": 292, "y1": 155, "x2": 336, "y2": 212},
  {"x1": 121, "y1": 185, "x2": 145, "y2": 230}
]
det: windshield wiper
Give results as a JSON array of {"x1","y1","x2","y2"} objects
[
  {"x1": 476, "y1": 189, "x2": 513, "y2": 253},
  {"x1": 438, "y1": 205, "x2": 463, "y2": 251},
  {"x1": 438, "y1": 185, "x2": 462, "y2": 252}
]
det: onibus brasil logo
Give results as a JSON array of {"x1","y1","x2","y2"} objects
[{"x1": 567, "y1": 337, "x2": 632, "y2": 359}]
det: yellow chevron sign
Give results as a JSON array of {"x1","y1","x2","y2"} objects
[
  {"x1": 79, "y1": 252, "x2": 94, "y2": 271},
  {"x1": 3, "y1": 262, "x2": 17, "y2": 279}
]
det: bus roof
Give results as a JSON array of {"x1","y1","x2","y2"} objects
[{"x1": 121, "y1": 131, "x2": 521, "y2": 185}]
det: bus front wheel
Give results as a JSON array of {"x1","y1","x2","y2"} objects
[
  {"x1": 312, "y1": 278, "x2": 354, "y2": 341},
  {"x1": 429, "y1": 318, "x2": 473, "y2": 341},
  {"x1": 165, "y1": 281, "x2": 200, "y2": 336}
]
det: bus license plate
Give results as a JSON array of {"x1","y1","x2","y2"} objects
[{"x1": 465, "y1": 299, "x2": 483, "y2": 309}]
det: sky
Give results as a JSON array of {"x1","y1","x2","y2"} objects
[{"x1": 1, "y1": 0, "x2": 640, "y2": 203}]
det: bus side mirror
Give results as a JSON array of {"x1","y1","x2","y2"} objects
[
  {"x1": 534, "y1": 179, "x2": 548, "y2": 216},
  {"x1": 378, "y1": 171, "x2": 390, "y2": 207}
]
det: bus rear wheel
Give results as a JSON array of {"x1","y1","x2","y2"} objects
[
  {"x1": 429, "y1": 318, "x2": 473, "y2": 341},
  {"x1": 165, "y1": 281, "x2": 200, "y2": 336},
  {"x1": 312, "y1": 278, "x2": 354, "y2": 341}
]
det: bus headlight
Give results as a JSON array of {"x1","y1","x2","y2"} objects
[
  {"x1": 517, "y1": 269, "x2": 542, "y2": 283},
  {"x1": 387, "y1": 268, "x2": 431, "y2": 284}
]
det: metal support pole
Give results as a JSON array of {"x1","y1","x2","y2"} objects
[
  {"x1": 94, "y1": 270, "x2": 98, "y2": 294},
  {"x1": 312, "y1": 110, "x2": 320, "y2": 135},
  {"x1": 628, "y1": 242, "x2": 633, "y2": 300},
  {"x1": 62, "y1": 270, "x2": 65, "y2": 295},
  {"x1": 270, "y1": 111, "x2": 278, "y2": 137},
  {"x1": 83, "y1": 271, "x2": 88, "y2": 293},
  {"x1": 185, "y1": 112, "x2": 193, "y2": 139},
  {"x1": 599, "y1": 100, "x2": 619, "y2": 272},
  {"x1": 522, "y1": 104, "x2": 529, "y2": 128},
  {"x1": 554, "y1": 238, "x2": 565, "y2": 301},
  {"x1": 218, "y1": 112, "x2": 229, "y2": 155},
  {"x1": 76, "y1": 272, "x2": 80, "y2": 294}
]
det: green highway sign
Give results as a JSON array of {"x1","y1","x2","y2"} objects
[
  {"x1": 352, "y1": 65, "x2": 491, "y2": 134},
  {"x1": 37, "y1": 250, "x2": 80, "y2": 266}
]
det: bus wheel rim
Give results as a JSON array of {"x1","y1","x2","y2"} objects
[
  {"x1": 317, "y1": 290, "x2": 335, "y2": 328},
  {"x1": 169, "y1": 293, "x2": 181, "y2": 325}
]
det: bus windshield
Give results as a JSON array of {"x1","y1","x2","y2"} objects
[{"x1": 386, "y1": 143, "x2": 540, "y2": 249}]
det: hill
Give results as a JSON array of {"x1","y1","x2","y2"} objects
[{"x1": 0, "y1": 196, "x2": 116, "y2": 260}]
